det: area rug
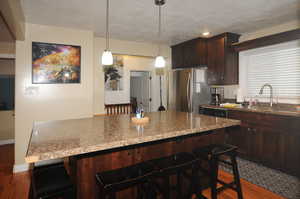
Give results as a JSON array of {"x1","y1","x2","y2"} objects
[{"x1": 220, "y1": 157, "x2": 300, "y2": 199}]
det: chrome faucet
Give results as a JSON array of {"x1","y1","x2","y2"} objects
[{"x1": 259, "y1": 83, "x2": 273, "y2": 107}]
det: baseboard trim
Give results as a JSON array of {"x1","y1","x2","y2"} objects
[
  {"x1": 13, "y1": 163, "x2": 29, "y2": 173},
  {"x1": 0, "y1": 139, "x2": 14, "y2": 146},
  {"x1": 94, "y1": 111, "x2": 107, "y2": 117}
]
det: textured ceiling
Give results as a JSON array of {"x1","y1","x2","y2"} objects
[{"x1": 22, "y1": 0, "x2": 300, "y2": 45}]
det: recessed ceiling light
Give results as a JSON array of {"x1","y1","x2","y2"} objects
[{"x1": 202, "y1": 32, "x2": 210, "y2": 36}]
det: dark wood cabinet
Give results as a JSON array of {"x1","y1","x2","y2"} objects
[
  {"x1": 171, "y1": 43, "x2": 185, "y2": 69},
  {"x1": 171, "y1": 32, "x2": 239, "y2": 85},
  {"x1": 227, "y1": 110, "x2": 300, "y2": 177},
  {"x1": 207, "y1": 33, "x2": 240, "y2": 85},
  {"x1": 171, "y1": 38, "x2": 207, "y2": 69},
  {"x1": 227, "y1": 124, "x2": 250, "y2": 157}
]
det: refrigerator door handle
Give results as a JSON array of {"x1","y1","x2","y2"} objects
[{"x1": 187, "y1": 73, "x2": 191, "y2": 112}]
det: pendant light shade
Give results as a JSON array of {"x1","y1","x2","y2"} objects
[
  {"x1": 155, "y1": 55, "x2": 166, "y2": 68},
  {"x1": 102, "y1": 0, "x2": 113, "y2": 65},
  {"x1": 102, "y1": 50, "x2": 113, "y2": 65}
]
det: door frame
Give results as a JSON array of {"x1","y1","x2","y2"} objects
[{"x1": 130, "y1": 70, "x2": 152, "y2": 112}]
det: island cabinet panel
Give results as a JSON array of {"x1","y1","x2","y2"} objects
[
  {"x1": 71, "y1": 129, "x2": 226, "y2": 199},
  {"x1": 227, "y1": 110, "x2": 300, "y2": 177}
]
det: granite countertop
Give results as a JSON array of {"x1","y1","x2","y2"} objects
[
  {"x1": 200, "y1": 104, "x2": 300, "y2": 117},
  {"x1": 25, "y1": 111, "x2": 240, "y2": 163}
]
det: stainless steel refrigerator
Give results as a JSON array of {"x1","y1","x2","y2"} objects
[{"x1": 172, "y1": 68, "x2": 211, "y2": 113}]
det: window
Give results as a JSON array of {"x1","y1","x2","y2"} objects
[{"x1": 239, "y1": 40, "x2": 300, "y2": 104}]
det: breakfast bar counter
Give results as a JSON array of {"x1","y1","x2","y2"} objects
[
  {"x1": 26, "y1": 111, "x2": 240, "y2": 198},
  {"x1": 26, "y1": 111, "x2": 240, "y2": 163}
]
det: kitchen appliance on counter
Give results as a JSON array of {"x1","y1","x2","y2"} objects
[
  {"x1": 171, "y1": 67, "x2": 210, "y2": 113},
  {"x1": 210, "y1": 87, "x2": 224, "y2": 105}
]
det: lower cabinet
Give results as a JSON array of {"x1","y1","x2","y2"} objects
[
  {"x1": 227, "y1": 110, "x2": 300, "y2": 177},
  {"x1": 73, "y1": 129, "x2": 227, "y2": 199}
]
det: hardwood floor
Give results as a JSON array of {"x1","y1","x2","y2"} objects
[{"x1": 0, "y1": 144, "x2": 286, "y2": 199}]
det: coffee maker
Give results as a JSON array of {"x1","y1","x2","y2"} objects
[{"x1": 210, "y1": 87, "x2": 224, "y2": 105}]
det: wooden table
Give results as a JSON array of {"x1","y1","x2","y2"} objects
[{"x1": 26, "y1": 111, "x2": 240, "y2": 199}]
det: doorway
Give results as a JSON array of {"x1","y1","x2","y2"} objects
[
  {"x1": 0, "y1": 58, "x2": 15, "y2": 145},
  {"x1": 130, "y1": 71, "x2": 151, "y2": 112}
]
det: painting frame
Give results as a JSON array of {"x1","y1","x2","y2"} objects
[{"x1": 32, "y1": 42, "x2": 81, "y2": 84}]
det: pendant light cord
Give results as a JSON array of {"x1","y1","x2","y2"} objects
[
  {"x1": 106, "y1": 0, "x2": 110, "y2": 50},
  {"x1": 158, "y1": 4, "x2": 161, "y2": 56}
]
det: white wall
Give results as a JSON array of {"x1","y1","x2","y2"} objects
[
  {"x1": 93, "y1": 37, "x2": 171, "y2": 114},
  {"x1": 15, "y1": 23, "x2": 94, "y2": 166}
]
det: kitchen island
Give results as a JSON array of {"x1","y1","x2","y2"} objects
[{"x1": 26, "y1": 111, "x2": 240, "y2": 198}]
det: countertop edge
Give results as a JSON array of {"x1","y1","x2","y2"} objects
[{"x1": 200, "y1": 105, "x2": 300, "y2": 117}]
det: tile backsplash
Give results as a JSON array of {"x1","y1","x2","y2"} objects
[{"x1": 222, "y1": 85, "x2": 239, "y2": 99}]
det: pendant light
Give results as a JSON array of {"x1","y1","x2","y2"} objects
[
  {"x1": 154, "y1": 0, "x2": 166, "y2": 68},
  {"x1": 102, "y1": 0, "x2": 113, "y2": 65}
]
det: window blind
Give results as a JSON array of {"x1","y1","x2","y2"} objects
[{"x1": 245, "y1": 42, "x2": 300, "y2": 99}]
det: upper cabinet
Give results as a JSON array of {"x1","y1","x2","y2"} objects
[
  {"x1": 171, "y1": 38, "x2": 207, "y2": 69},
  {"x1": 207, "y1": 33, "x2": 240, "y2": 85},
  {"x1": 171, "y1": 32, "x2": 240, "y2": 85}
]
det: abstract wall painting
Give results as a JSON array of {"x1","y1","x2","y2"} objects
[{"x1": 32, "y1": 42, "x2": 81, "y2": 84}]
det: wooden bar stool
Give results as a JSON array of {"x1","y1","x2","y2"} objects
[
  {"x1": 149, "y1": 152, "x2": 206, "y2": 199},
  {"x1": 193, "y1": 144, "x2": 243, "y2": 199},
  {"x1": 29, "y1": 163, "x2": 76, "y2": 199},
  {"x1": 95, "y1": 161, "x2": 160, "y2": 199}
]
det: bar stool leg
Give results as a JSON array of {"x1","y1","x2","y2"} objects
[
  {"x1": 191, "y1": 164, "x2": 203, "y2": 199},
  {"x1": 137, "y1": 184, "x2": 143, "y2": 199},
  {"x1": 163, "y1": 176, "x2": 170, "y2": 199},
  {"x1": 28, "y1": 182, "x2": 34, "y2": 199},
  {"x1": 209, "y1": 157, "x2": 219, "y2": 199},
  {"x1": 108, "y1": 192, "x2": 116, "y2": 199},
  {"x1": 177, "y1": 171, "x2": 182, "y2": 199},
  {"x1": 64, "y1": 188, "x2": 76, "y2": 199},
  {"x1": 230, "y1": 153, "x2": 243, "y2": 199}
]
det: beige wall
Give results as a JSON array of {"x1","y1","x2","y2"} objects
[
  {"x1": 240, "y1": 20, "x2": 300, "y2": 42},
  {"x1": 104, "y1": 55, "x2": 168, "y2": 112},
  {"x1": 93, "y1": 37, "x2": 171, "y2": 114},
  {"x1": 0, "y1": 42, "x2": 15, "y2": 54},
  {"x1": 0, "y1": 59, "x2": 14, "y2": 75},
  {"x1": 14, "y1": 24, "x2": 171, "y2": 167},
  {"x1": 0, "y1": 111, "x2": 14, "y2": 140},
  {"x1": 0, "y1": 0, "x2": 25, "y2": 40},
  {"x1": 15, "y1": 23, "x2": 94, "y2": 165}
]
